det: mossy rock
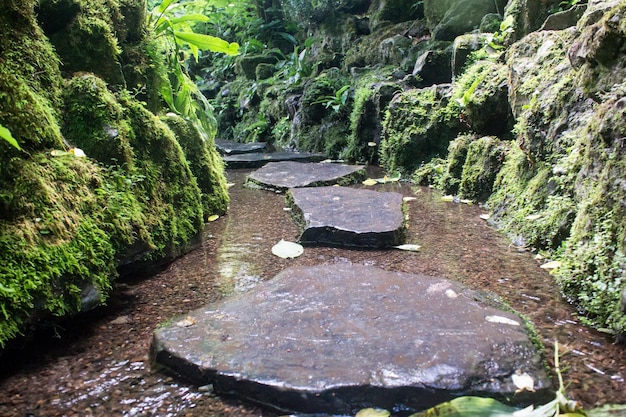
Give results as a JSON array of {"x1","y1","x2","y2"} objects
[
  {"x1": 380, "y1": 84, "x2": 464, "y2": 173},
  {"x1": 0, "y1": 153, "x2": 147, "y2": 346},
  {"x1": 162, "y1": 115, "x2": 230, "y2": 218},
  {"x1": 368, "y1": 0, "x2": 423, "y2": 32},
  {"x1": 458, "y1": 136, "x2": 508, "y2": 200},
  {"x1": 453, "y1": 60, "x2": 513, "y2": 137},
  {"x1": 424, "y1": 0, "x2": 508, "y2": 41},
  {"x1": 236, "y1": 54, "x2": 279, "y2": 80},
  {"x1": 0, "y1": 0, "x2": 64, "y2": 154},
  {"x1": 63, "y1": 74, "x2": 135, "y2": 166},
  {"x1": 439, "y1": 134, "x2": 476, "y2": 195}
]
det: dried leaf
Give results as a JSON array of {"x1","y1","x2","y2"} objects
[
  {"x1": 271, "y1": 239, "x2": 304, "y2": 259},
  {"x1": 226, "y1": 182, "x2": 236, "y2": 188},
  {"x1": 50, "y1": 149, "x2": 69, "y2": 156},
  {"x1": 362, "y1": 178, "x2": 378, "y2": 186},
  {"x1": 356, "y1": 408, "x2": 390, "y2": 417},
  {"x1": 393, "y1": 244, "x2": 421, "y2": 252},
  {"x1": 207, "y1": 214, "x2": 219, "y2": 222},
  {"x1": 70, "y1": 148, "x2": 86, "y2": 157},
  {"x1": 479, "y1": 214, "x2": 490, "y2": 220},
  {"x1": 176, "y1": 316, "x2": 196, "y2": 327},
  {"x1": 367, "y1": 142, "x2": 377, "y2": 147},
  {"x1": 441, "y1": 195, "x2": 454, "y2": 202},
  {"x1": 540, "y1": 260, "x2": 562, "y2": 270},
  {"x1": 525, "y1": 214, "x2": 542, "y2": 220},
  {"x1": 403, "y1": 196, "x2": 417, "y2": 202},
  {"x1": 512, "y1": 371, "x2": 535, "y2": 392},
  {"x1": 485, "y1": 315, "x2": 520, "y2": 326}
]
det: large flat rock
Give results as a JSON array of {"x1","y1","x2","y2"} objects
[
  {"x1": 223, "y1": 151, "x2": 326, "y2": 168},
  {"x1": 245, "y1": 161, "x2": 366, "y2": 192},
  {"x1": 288, "y1": 186, "x2": 405, "y2": 248},
  {"x1": 215, "y1": 139, "x2": 267, "y2": 155},
  {"x1": 151, "y1": 264, "x2": 552, "y2": 415}
]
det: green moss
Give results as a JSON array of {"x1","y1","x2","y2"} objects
[
  {"x1": 162, "y1": 115, "x2": 230, "y2": 217},
  {"x1": 438, "y1": 134, "x2": 475, "y2": 195},
  {"x1": 120, "y1": 94, "x2": 204, "y2": 256},
  {"x1": 0, "y1": 153, "x2": 144, "y2": 346},
  {"x1": 63, "y1": 74, "x2": 135, "y2": 166},
  {"x1": 380, "y1": 84, "x2": 463, "y2": 173},
  {"x1": 0, "y1": 0, "x2": 64, "y2": 152},
  {"x1": 459, "y1": 136, "x2": 509, "y2": 201},
  {"x1": 345, "y1": 86, "x2": 376, "y2": 163}
]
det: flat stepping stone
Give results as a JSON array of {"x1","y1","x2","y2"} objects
[
  {"x1": 288, "y1": 186, "x2": 405, "y2": 248},
  {"x1": 215, "y1": 139, "x2": 267, "y2": 155},
  {"x1": 245, "y1": 161, "x2": 366, "y2": 192},
  {"x1": 151, "y1": 264, "x2": 552, "y2": 415},
  {"x1": 223, "y1": 151, "x2": 326, "y2": 169}
]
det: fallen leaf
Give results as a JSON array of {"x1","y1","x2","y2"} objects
[
  {"x1": 367, "y1": 142, "x2": 377, "y2": 147},
  {"x1": 393, "y1": 244, "x2": 421, "y2": 252},
  {"x1": 540, "y1": 260, "x2": 562, "y2": 270},
  {"x1": 485, "y1": 315, "x2": 520, "y2": 326},
  {"x1": 525, "y1": 214, "x2": 542, "y2": 220},
  {"x1": 226, "y1": 182, "x2": 235, "y2": 188},
  {"x1": 207, "y1": 214, "x2": 219, "y2": 222},
  {"x1": 460, "y1": 198, "x2": 473, "y2": 205},
  {"x1": 176, "y1": 316, "x2": 196, "y2": 327},
  {"x1": 110, "y1": 315, "x2": 131, "y2": 325},
  {"x1": 512, "y1": 370, "x2": 535, "y2": 392},
  {"x1": 403, "y1": 196, "x2": 417, "y2": 202},
  {"x1": 271, "y1": 239, "x2": 304, "y2": 259},
  {"x1": 283, "y1": 207, "x2": 292, "y2": 211},
  {"x1": 50, "y1": 149, "x2": 69, "y2": 156},
  {"x1": 70, "y1": 148, "x2": 86, "y2": 157},
  {"x1": 479, "y1": 214, "x2": 490, "y2": 220},
  {"x1": 356, "y1": 408, "x2": 390, "y2": 417},
  {"x1": 362, "y1": 178, "x2": 378, "y2": 186},
  {"x1": 441, "y1": 195, "x2": 454, "y2": 202}
]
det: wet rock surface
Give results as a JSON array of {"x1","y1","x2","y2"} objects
[
  {"x1": 152, "y1": 264, "x2": 551, "y2": 415},
  {"x1": 245, "y1": 161, "x2": 366, "y2": 192},
  {"x1": 215, "y1": 139, "x2": 268, "y2": 155},
  {"x1": 223, "y1": 151, "x2": 326, "y2": 168},
  {"x1": 288, "y1": 186, "x2": 405, "y2": 248}
]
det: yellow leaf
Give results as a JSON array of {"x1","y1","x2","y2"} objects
[
  {"x1": 403, "y1": 196, "x2": 417, "y2": 202},
  {"x1": 362, "y1": 178, "x2": 378, "y2": 186},
  {"x1": 441, "y1": 195, "x2": 454, "y2": 202},
  {"x1": 207, "y1": 214, "x2": 219, "y2": 222},
  {"x1": 540, "y1": 260, "x2": 562, "y2": 270}
]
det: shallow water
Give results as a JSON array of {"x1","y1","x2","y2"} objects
[{"x1": 0, "y1": 168, "x2": 624, "y2": 416}]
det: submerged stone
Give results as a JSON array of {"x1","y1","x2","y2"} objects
[
  {"x1": 245, "y1": 161, "x2": 366, "y2": 192},
  {"x1": 215, "y1": 139, "x2": 268, "y2": 155},
  {"x1": 288, "y1": 186, "x2": 405, "y2": 248},
  {"x1": 223, "y1": 151, "x2": 326, "y2": 169},
  {"x1": 151, "y1": 264, "x2": 552, "y2": 415}
]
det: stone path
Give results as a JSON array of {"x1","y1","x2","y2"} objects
[
  {"x1": 216, "y1": 138, "x2": 326, "y2": 168},
  {"x1": 245, "y1": 161, "x2": 365, "y2": 192},
  {"x1": 289, "y1": 186, "x2": 405, "y2": 248},
  {"x1": 151, "y1": 152, "x2": 554, "y2": 415}
]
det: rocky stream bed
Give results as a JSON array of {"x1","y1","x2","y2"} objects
[{"x1": 0, "y1": 167, "x2": 625, "y2": 416}]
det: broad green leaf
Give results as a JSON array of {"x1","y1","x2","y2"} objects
[
  {"x1": 169, "y1": 14, "x2": 210, "y2": 25},
  {"x1": 0, "y1": 124, "x2": 20, "y2": 150},
  {"x1": 173, "y1": 31, "x2": 239, "y2": 55},
  {"x1": 157, "y1": 0, "x2": 177, "y2": 14},
  {"x1": 409, "y1": 396, "x2": 518, "y2": 417}
]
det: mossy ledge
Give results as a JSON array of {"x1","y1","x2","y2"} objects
[{"x1": 0, "y1": 0, "x2": 228, "y2": 347}]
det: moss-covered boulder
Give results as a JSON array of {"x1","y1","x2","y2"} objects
[
  {"x1": 380, "y1": 84, "x2": 464, "y2": 173},
  {"x1": 0, "y1": 0, "x2": 64, "y2": 154},
  {"x1": 424, "y1": 0, "x2": 508, "y2": 41},
  {"x1": 0, "y1": 0, "x2": 230, "y2": 348}
]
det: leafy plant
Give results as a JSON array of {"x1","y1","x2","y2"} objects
[
  {"x1": 273, "y1": 37, "x2": 318, "y2": 85},
  {"x1": 147, "y1": 0, "x2": 239, "y2": 138},
  {"x1": 311, "y1": 85, "x2": 350, "y2": 113},
  {"x1": 488, "y1": 14, "x2": 514, "y2": 50},
  {"x1": 0, "y1": 123, "x2": 20, "y2": 150}
]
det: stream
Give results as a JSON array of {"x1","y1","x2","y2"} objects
[{"x1": 0, "y1": 167, "x2": 624, "y2": 416}]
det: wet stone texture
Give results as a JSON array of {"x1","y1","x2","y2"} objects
[
  {"x1": 245, "y1": 161, "x2": 366, "y2": 192},
  {"x1": 151, "y1": 264, "x2": 552, "y2": 415},
  {"x1": 223, "y1": 151, "x2": 326, "y2": 168},
  {"x1": 288, "y1": 186, "x2": 405, "y2": 248},
  {"x1": 215, "y1": 139, "x2": 268, "y2": 155}
]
